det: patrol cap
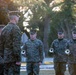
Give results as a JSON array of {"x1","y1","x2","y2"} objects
[
  {"x1": 72, "y1": 28, "x2": 76, "y2": 34},
  {"x1": 30, "y1": 29, "x2": 37, "y2": 35},
  {"x1": 57, "y1": 30, "x2": 63, "y2": 35},
  {"x1": 73, "y1": 31, "x2": 76, "y2": 34}
]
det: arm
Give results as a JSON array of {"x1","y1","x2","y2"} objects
[
  {"x1": 65, "y1": 40, "x2": 71, "y2": 55},
  {"x1": 49, "y1": 41, "x2": 54, "y2": 53},
  {"x1": 12, "y1": 26, "x2": 21, "y2": 62},
  {"x1": 22, "y1": 43, "x2": 27, "y2": 57},
  {"x1": 39, "y1": 41, "x2": 44, "y2": 63}
]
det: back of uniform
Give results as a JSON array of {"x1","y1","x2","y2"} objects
[{"x1": 1, "y1": 23, "x2": 21, "y2": 75}]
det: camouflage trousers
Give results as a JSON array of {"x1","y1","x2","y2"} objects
[
  {"x1": 26, "y1": 62, "x2": 40, "y2": 75},
  {"x1": 54, "y1": 62, "x2": 66, "y2": 75},
  {"x1": 4, "y1": 62, "x2": 20, "y2": 75},
  {"x1": 68, "y1": 63, "x2": 76, "y2": 75},
  {"x1": 0, "y1": 64, "x2": 4, "y2": 75}
]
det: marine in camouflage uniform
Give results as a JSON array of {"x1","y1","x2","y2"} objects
[
  {"x1": 0, "y1": 15, "x2": 21, "y2": 75},
  {"x1": 22, "y1": 30, "x2": 44, "y2": 75},
  {"x1": 50, "y1": 30, "x2": 69, "y2": 75},
  {"x1": 0, "y1": 25, "x2": 5, "y2": 75},
  {"x1": 68, "y1": 29, "x2": 76, "y2": 75}
]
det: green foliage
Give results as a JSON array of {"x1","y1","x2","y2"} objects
[{"x1": 48, "y1": 0, "x2": 76, "y2": 47}]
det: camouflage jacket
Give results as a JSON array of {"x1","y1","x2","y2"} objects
[
  {"x1": 0, "y1": 22, "x2": 21, "y2": 63},
  {"x1": 51, "y1": 39, "x2": 69, "y2": 62},
  {"x1": 68, "y1": 39, "x2": 76, "y2": 63},
  {"x1": 22, "y1": 39, "x2": 44, "y2": 63}
]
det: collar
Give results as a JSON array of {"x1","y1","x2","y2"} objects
[{"x1": 8, "y1": 22, "x2": 16, "y2": 25}]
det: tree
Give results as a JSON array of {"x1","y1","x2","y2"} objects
[
  {"x1": 49, "y1": 0, "x2": 76, "y2": 46},
  {"x1": 0, "y1": 0, "x2": 8, "y2": 24},
  {"x1": 11, "y1": 0, "x2": 61, "y2": 56},
  {"x1": 0, "y1": 0, "x2": 19, "y2": 25},
  {"x1": 11, "y1": 0, "x2": 76, "y2": 56}
]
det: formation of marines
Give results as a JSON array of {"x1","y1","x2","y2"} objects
[
  {"x1": 49, "y1": 29, "x2": 76, "y2": 75},
  {"x1": 0, "y1": 14, "x2": 76, "y2": 75}
]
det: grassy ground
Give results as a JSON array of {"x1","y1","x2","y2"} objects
[
  {"x1": 21, "y1": 60, "x2": 70, "y2": 75},
  {"x1": 20, "y1": 70, "x2": 70, "y2": 75}
]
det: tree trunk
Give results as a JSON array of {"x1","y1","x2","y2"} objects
[
  {"x1": 43, "y1": 16, "x2": 50, "y2": 57},
  {"x1": 66, "y1": 24, "x2": 71, "y2": 39},
  {"x1": 64, "y1": 20, "x2": 72, "y2": 39}
]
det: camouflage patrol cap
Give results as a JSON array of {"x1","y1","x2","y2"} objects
[
  {"x1": 72, "y1": 28, "x2": 76, "y2": 34},
  {"x1": 30, "y1": 29, "x2": 37, "y2": 35},
  {"x1": 57, "y1": 30, "x2": 64, "y2": 35}
]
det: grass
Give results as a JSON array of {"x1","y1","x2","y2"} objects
[{"x1": 20, "y1": 70, "x2": 70, "y2": 75}]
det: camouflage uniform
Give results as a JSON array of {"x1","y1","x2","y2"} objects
[
  {"x1": 0, "y1": 22, "x2": 21, "y2": 75},
  {"x1": 51, "y1": 39, "x2": 68, "y2": 75},
  {"x1": 68, "y1": 39, "x2": 76, "y2": 75},
  {"x1": 23, "y1": 39, "x2": 44, "y2": 75}
]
